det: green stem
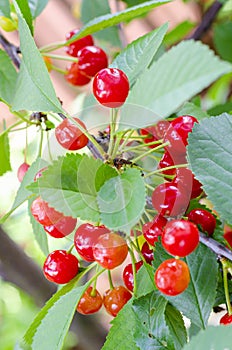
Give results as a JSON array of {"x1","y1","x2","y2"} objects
[
  {"x1": 111, "y1": 132, "x2": 125, "y2": 159},
  {"x1": 67, "y1": 244, "x2": 75, "y2": 254},
  {"x1": 38, "y1": 127, "x2": 44, "y2": 158},
  {"x1": 107, "y1": 108, "x2": 118, "y2": 158},
  {"x1": 51, "y1": 65, "x2": 67, "y2": 74},
  {"x1": 46, "y1": 131, "x2": 53, "y2": 162},
  {"x1": 132, "y1": 142, "x2": 169, "y2": 163},
  {"x1": 128, "y1": 245, "x2": 138, "y2": 297},
  {"x1": 145, "y1": 183, "x2": 155, "y2": 191},
  {"x1": 123, "y1": 139, "x2": 163, "y2": 152},
  {"x1": 108, "y1": 270, "x2": 114, "y2": 290},
  {"x1": 40, "y1": 40, "x2": 67, "y2": 53},
  {"x1": 118, "y1": 129, "x2": 135, "y2": 152},
  {"x1": 221, "y1": 258, "x2": 232, "y2": 315},
  {"x1": 128, "y1": 237, "x2": 146, "y2": 264},
  {"x1": 42, "y1": 53, "x2": 78, "y2": 62},
  {"x1": 144, "y1": 163, "x2": 188, "y2": 179}
]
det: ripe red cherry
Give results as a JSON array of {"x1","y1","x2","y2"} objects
[
  {"x1": 93, "y1": 68, "x2": 129, "y2": 108},
  {"x1": 152, "y1": 182, "x2": 189, "y2": 217},
  {"x1": 158, "y1": 152, "x2": 176, "y2": 177},
  {"x1": 223, "y1": 225, "x2": 232, "y2": 248},
  {"x1": 164, "y1": 126, "x2": 186, "y2": 158},
  {"x1": 77, "y1": 286, "x2": 103, "y2": 315},
  {"x1": 103, "y1": 286, "x2": 132, "y2": 317},
  {"x1": 65, "y1": 29, "x2": 94, "y2": 57},
  {"x1": 173, "y1": 167, "x2": 203, "y2": 199},
  {"x1": 93, "y1": 232, "x2": 128, "y2": 269},
  {"x1": 155, "y1": 258, "x2": 190, "y2": 296},
  {"x1": 123, "y1": 261, "x2": 143, "y2": 292},
  {"x1": 77, "y1": 46, "x2": 108, "y2": 77},
  {"x1": 65, "y1": 62, "x2": 91, "y2": 86},
  {"x1": 17, "y1": 162, "x2": 30, "y2": 182},
  {"x1": 30, "y1": 197, "x2": 63, "y2": 226},
  {"x1": 220, "y1": 312, "x2": 232, "y2": 325},
  {"x1": 142, "y1": 214, "x2": 167, "y2": 246},
  {"x1": 55, "y1": 117, "x2": 88, "y2": 150},
  {"x1": 140, "y1": 126, "x2": 159, "y2": 148},
  {"x1": 43, "y1": 250, "x2": 79, "y2": 284},
  {"x1": 187, "y1": 208, "x2": 216, "y2": 236},
  {"x1": 74, "y1": 223, "x2": 110, "y2": 262},
  {"x1": 141, "y1": 242, "x2": 154, "y2": 264},
  {"x1": 44, "y1": 216, "x2": 77, "y2": 238},
  {"x1": 171, "y1": 115, "x2": 198, "y2": 144},
  {"x1": 162, "y1": 220, "x2": 199, "y2": 257}
]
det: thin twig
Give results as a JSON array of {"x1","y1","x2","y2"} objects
[
  {"x1": 0, "y1": 32, "x2": 21, "y2": 68},
  {"x1": 199, "y1": 232, "x2": 232, "y2": 261}
]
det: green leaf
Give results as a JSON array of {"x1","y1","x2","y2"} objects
[
  {"x1": 81, "y1": 0, "x2": 121, "y2": 47},
  {"x1": 28, "y1": 0, "x2": 49, "y2": 18},
  {"x1": 12, "y1": 1, "x2": 62, "y2": 113},
  {"x1": 66, "y1": 0, "x2": 171, "y2": 44},
  {"x1": 182, "y1": 325, "x2": 232, "y2": 350},
  {"x1": 27, "y1": 154, "x2": 118, "y2": 224},
  {"x1": 136, "y1": 262, "x2": 156, "y2": 297},
  {"x1": 0, "y1": 49, "x2": 17, "y2": 104},
  {"x1": 102, "y1": 299, "x2": 139, "y2": 350},
  {"x1": 153, "y1": 243, "x2": 218, "y2": 329},
  {"x1": 23, "y1": 275, "x2": 90, "y2": 350},
  {"x1": 187, "y1": 113, "x2": 232, "y2": 226},
  {"x1": 207, "y1": 101, "x2": 232, "y2": 116},
  {"x1": 15, "y1": 0, "x2": 33, "y2": 34},
  {"x1": 0, "y1": 0, "x2": 11, "y2": 17},
  {"x1": 164, "y1": 20, "x2": 195, "y2": 47},
  {"x1": 214, "y1": 22, "x2": 232, "y2": 63},
  {"x1": 177, "y1": 102, "x2": 209, "y2": 120},
  {"x1": 119, "y1": 40, "x2": 232, "y2": 130},
  {"x1": 165, "y1": 303, "x2": 187, "y2": 350},
  {"x1": 111, "y1": 23, "x2": 168, "y2": 86},
  {"x1": 0, "y1": 131, "x2": 11, "y2": 176},
  {"x1": 132, "y1": 292, "x2": 175, "y2": 349},
  {"x1": 97, "y1": 168, "x2": 146, "y2": 233}
]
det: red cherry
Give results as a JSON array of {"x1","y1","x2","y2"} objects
[
  {"x1": 43, "y1": 250, "x2": 79, "y2": 284},
  {"x1": 44, "y1": 216, "x2": 77, "y2": 238},
  {"x1": 154, "y1": 258, "x2": 190, "y2": 296},
  {"x1": 164, "y1": 126, "x2": 186, "y2": 158},
  {"x1": 173, "y1": 167, "x2": 203, "y2": 199},
  {"x1": 171, "y1": 115, "x2": 198, "y2": 146},
  {"x1": 93, "y1": 232, "x2": 128, "y2": 269},
  {"x1": 17, "y1": 162, "x2": 30, "y2": 182},
  {"x1": 158, "y1": 152, "x2": 176, "y2": 177},
  {"x1": 152, "y1": 182, "x2": 189, "y2": 217},
  {"x1": 141, "y1": 242, "x2": 154, "y2": 264},
  {"x1": 140, "y1": 126, "x2": 159, "y2": 148},
  {"x1": 55, "y1": 117, "x2": 88, "y2": 150},
  {"x1": 220, "y1": 312, "x2": 232, "y2": 325},
  {"x1": 162, "y1": 220, "x2": 199, "y2": 257},
  {"x1": 187, "y1": 208, "x2": 216, "y2": 236},
  {"x1": 74, "y1": 223, "x2": 110, "y2": 262},
  {"x1": 65, "y1": 62, "x2": 91, "y2": 86},
  {"x1": 103, "y1": 286, "x2": 132, "y2": 317},
  {"x1": 77, "y1": 286, "x2": 103, "y2": 315},
  {"x1": 65, "y1": 29, "x2": 94, "y2": 57},
  {"x1": 30, "y1": 197, "x2": 63, "y2": 226},
  {"x1": 92, "y1": 68, "x2": 129, "y2": 108},
  {"x1": 77, "y1": 46, "x2": 108, "y2": 77},
  {"x1": 123, "y1": 261, "x2": 143, "y2": 291},
  {"x1": 223, "y1": 225, "x2": 232, "y2": 248},
  {"x1": 154, "y1": 120, "x2": 170, "y2": 139},
  {"x1": 142, "y1": 214, "x2": 167, "y2": 246}
]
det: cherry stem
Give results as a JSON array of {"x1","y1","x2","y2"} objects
[
  {"x1": 128, "y1": 245, "x2": 138, "y2": 297},
  {"x1": 127, "y1": 237, "x2": 146, "y2": 264},
  {"x1": 67, "y1": 244, "x2": 75, "y2": 254},
  {"x1": 118, "y1": 129, "x2": 135, "y2": 152},
  {"x1": 90, "y1": 265, "x2": 100, "y2": 297},
  {"x1": 123, "y1": 139, "x2": 163, "y2": 152},
  {"x1": 37, "y1": 127, "x2": 44, "y2": 158},
  {"x1": 50, "y1": 65, "x2": 67, "y2": 75},
  {"x1": 39, "y1": 40, "x2": 67, "y2": 53},
  {"x1": 108, "y1": 270, "x2": 114, "y2": 290},
  {"x1": 107, "y1": 108, "x2": 118, "y2": 158},
  {"x1": 46, "y1": 131, "x2": 53, "y2": 162},
  {"x1": 221, "y1": 258, "x2": 232, "y2": 315},
  {"x1": 144, "y1": 163, "x2": 188, "y2": 178},
  {"x1": 131, "y1": 142, "x2": 170, "y2": 163},
  {"x1": 41, "y1": 53, "x2": 78, "y2": 62},
  {"x1": 199, "y1": 232, "x2": 232, "y2": 261}
]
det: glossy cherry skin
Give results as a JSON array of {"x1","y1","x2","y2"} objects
[
  {"x1": 30, "y1": 197, "x2": 63, "y2": 226},
  {"x1": 103, "y1": 286, "x2": 132, "y2": 317},
  {"x1": 65, "y1": 29, "x2": 94, "y2": 57},
  {"x1": 43, "y1": 250, "x2": 79, "y2": 284},
  {"x1": 142, "y1": 215, "x2": 167, "y2": 246},
  {"x1": 173, "y1": 167, "x2": 203, "y2": 199},
  {"x1": 141, "y1": 242, "x2": 154, "y2": 264},
  {"x1": 162, "y1": 220, "x2": 199, "y2": 257},
  {"x1": 55, "y1": 117, "x2": 88, "y2": 150},
  {"x1": 74, "y1": 223, "x2": 110, "y2": 262},
  {"x1": 155, "y1": 258, "x2": 190, "y2": 296},
  {"x1": 77, "y1": 46, "x2": 108, "y2": 77},
  {"x1": 44, "y1": 216, "x2": 77, "y2": 238},
  {"x1": 77, "y1": 286, "x2": 103, "y2": 315},
  {"x1": 187, "y1": 209, "x2": 216, "y2": 236},
  {"x1": 17, "y1": 162, "x2": 30, "y2": 182},
  {"x1": 152, "y1": 182, "x2": 189, "y2": 217},
  {"x1": 223, "y1": 225, "x2": 232, "y2": 248},
  {"x1": 92, "y1": 68, "x2": 129, "y2": 108},
  {"x1": 123, "y1": 261, "x2": 143, "y2": 291},
  {"x1": 65, "y1": 62, "x2": 91, "y2": 86},
  {"x1": 158, "y1": 152, "x2": 176, "y2": 177},
  {"x1": 93, "y1": 232, "x2": 128, "y2": 269},
  {"x1": 170, "y1": 115, "x2": 198, "y2": 146},
  {"x1": 220, "y1": 312, "x2": 232, "y2": 325}
]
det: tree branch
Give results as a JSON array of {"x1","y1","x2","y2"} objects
[{"x1": 0, "y1": 32, "x2": 21, "y2": 68}]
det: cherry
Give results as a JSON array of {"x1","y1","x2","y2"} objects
[
  {"x1": 141, "y1": 242, "x2": 154, "y2": 264},
  {"x1": 65, "y1": 62, "x2": 91, "y2": 86},
  {"x1": 30, "y1": 197, "x2": 63, "y2": 226},
  {"x1": 154, "y1": 120, "x2": 170, "y2": 139},
  {"x1": 173, "y1": 167, "x2": 203, "y2": 199},
  {"x1": 220, "y1": 312, "x2": 232, "y2": 325},
  {"x1": 154, "y1": 258, "x2": 190, "y2": 296},
  {"x1": 17, "y1": 162, "x2": 30, "y2": 182},
  {"x1": 223, "y1": 224, "x2": 232, "y2": 248},
  {"x1": 65, "y1": 29, "x2": 94, "y2": 57},
  {"x1": 77, "y1": 46, "x2": 108, "y2": 77},
  {"x1": 142, "y1": 214, "x2": 167, "y2": 246},
  {"x1": 162, "y1": 219, "x2": 199, "y2": 257},
  {"x1": 77, "y1": 286, "x2": 103, "y2": 315},
  {"x1": 55, "y1": 117, "x2": 88, "y2": 150},
  {"x1": 93, "y1": 232, "x2": 128, "y2": 269},
  {"x1": 103, "y1": 286, "x2": 132, "y2": 317},
  {"x1": 74, "y1": 223, "x2": 110, "y2": 262},
  {"x1": 152, "y1": 182, "x2": 189, "y2": 217},
  {"x1": 158, "y1": 152, "x2": 176, "y2": 177},
  {"x1": 164, "y1": 125, "x2": 186, "y2": 158},
  {"x1": 44, "y1": 216, "x2": 77, "y2": 238},
  {"x1": 187, "y1": 208, "x2": 216, "y2": 236},
  {"x1": 170, "y1": 115, "x2": 198, "y2": 146},
  {"x1": 34, "y1": 167, "x2": 47, "y2": 181},
  {"x1": 43, "y1": 250, "x2": 79, "y2": 284},
  {"x1": 123, "y1": 261, "x2": 143, "y2": 292},
  {"x1": 92, "y1": 68, "x2": 130, "y2": 108},
  {"x1": 140, "y1": 126, "x2": 159, "y2": 148}
]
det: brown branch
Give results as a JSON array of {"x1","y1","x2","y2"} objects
[{"x1": 0, "y1": 32, "x2": 21, "y2": 68}]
